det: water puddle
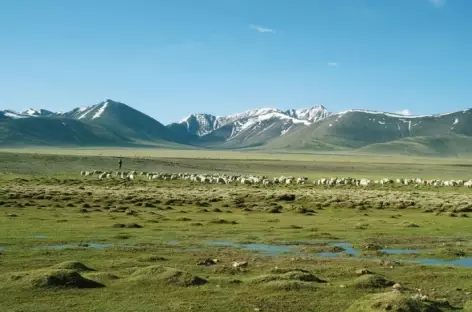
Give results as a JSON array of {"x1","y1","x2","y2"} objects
[
  {"x1": 382, "y1": 248, "x2": 420, "y2": 255},
  {"x1": 29, "y1": 234, "x2": 48, "y2": 239},
  {"x1": 207, "y1": 241, "x2": 298, "y2": 256},
  {"x1": 412, "y1": 258, "x2": 472, "y2": 267},
  {"x1": 206, "y1": 240, "x2": 472, "y2": 268},
  {"x1": 318, "y1": 243, "x2": 420, "y2": 257},
  {"x1": 325, "y1": 242, "x2": 360, "y2": 256},
  {"x1": 43, "y1": 243, "x2": 113, "y2": 250}
]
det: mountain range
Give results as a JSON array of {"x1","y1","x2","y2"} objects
[{"x1": 1, "y1": 99, "x2": 472, "y2": 156}]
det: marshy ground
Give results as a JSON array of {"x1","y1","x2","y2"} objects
[{"x1": 2, "y1": 150, "x2": 472, "y2": 311}]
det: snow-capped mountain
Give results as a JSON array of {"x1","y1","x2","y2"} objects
[
  {"x1": 21, "y1": 108, "x2": 55, "y2": 117},
  {"x1": 1, "y1": 100, "x2": 113, "y2": 121},
  {"x1": 0, "y1": 108, "x2": 56, "y2": 119},
  {"x1": 3, "y1": 100, "x2": 472, "y2": 155},
  {"x1": 61, "y1": 100, "x2": 110, "y2": 120},
  {"x1": 176, "y1": 114, "x2": 217, "y2": 136},
  {"x1": 0, "y1": 99, "x2": 182, "y2": 146},
  {"x1": 170, "y1": 106, "x2": 330, "y2": 144},
  {"x1": 284, "y1": 105, "x2": 330, "y2": 122},
  {"x1": 1, "y1": 110, "x2": 28, "y2": 119},
  {"x1": 265, "y1": 107, "x2": 472, "y2": 152}
]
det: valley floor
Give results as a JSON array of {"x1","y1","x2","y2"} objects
[{"x1": 1, "y1": 150, "x2": 472, "y2": 311}]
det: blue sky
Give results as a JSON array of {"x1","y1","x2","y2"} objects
[{"x1": 1, "y1": 0, "x2": 471, "y2": 124}]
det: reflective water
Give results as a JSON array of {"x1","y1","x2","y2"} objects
[
  {"x1": 412, "y1": 257, "x2": 472, "y2": 267},
  {"x1": 206, "y1": 240, "x2": 472, "y2": 268},
  {"x1": 207, "y1": 241, "x2": 298, "y2": 256},
  {"x1": 29, "y1": 234, "x2": 48, "y2": 239},
  {"x1": 382, "y1": 248, "x2": 420, "y2": 255},
  {"x1": 43, "y1": 243, "x2": 113, "y2": 249}
]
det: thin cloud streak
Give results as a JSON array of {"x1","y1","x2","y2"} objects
[
  {"x1": 249, "y1": 24, "x2": 276, "y2": 34},
  {"x1": 328, "y1": 62, "x2": 339, "y2": 68}
]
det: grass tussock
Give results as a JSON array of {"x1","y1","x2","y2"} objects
[
  {"x1": 138, "y1": 255, "x2": 168, "y2": 262},
  {"x1": 83, "y1": 272, "x2": 119, "y2": 282},
  {"x1": 348, "y1": 274, "x2": 394, "y2": 289},
  {"x1": 251, "y1": 270, "x2": 325, "y2": 284},
  {"x1": 209, "y1": 219, "x2": 238, "y2": 225},
  {"x1": 129, "y1": 265, "x2": 207, "y2": 287},
  {"x1": 259, "y1": 280, "x2": 317, "y2": 291},
  {"x1": 52, "y1": 261, "x2": 95, "y2": 272},
  {"x1": 7, "y1": 269, "x2": 104, "y2": 289},
  {"x1": 346, "y1": 292, "x2": 445, "y2": 312}
]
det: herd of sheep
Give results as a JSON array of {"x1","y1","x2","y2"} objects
[{"x1": 79, "y1": 170, "x2": 472, "y2": 188}]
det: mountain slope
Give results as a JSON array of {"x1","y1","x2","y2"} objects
[
  {"x1": 21, "y1": 108, "x2": 55, "y2": 117},
  {"x1": 0, "y1": 117, "x2": 129, "y2": 146},
  {"x1": 168, "y1": 106, "x2": 329, "y2": 147},
  {"x1": 266, "y1": 109, "x2": 472, "y2": 150},
  {"x1": 2, "y1": 101, "x2": 472, "y2": 156},
  {"x1": 65, "y1": 99, "x2": 187, "y2": 144},
  {"x1": 0, "y1": 100, "x2": 187, "y2": 147},
  {"x1": 284, "y1": 105, "x2": 330, "y2": 122},
  {"x1": 358, "y1": 135, "x2": 472, "y2": 157}
]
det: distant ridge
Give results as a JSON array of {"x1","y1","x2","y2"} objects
[{"x1": 1, "y1": 100, "x2": 472, "y2": 156}]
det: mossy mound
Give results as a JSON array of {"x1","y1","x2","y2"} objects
[
  {"x1": 130, "y1": 265, "x2": 207, "y2": 287},
  {"x1": 261, "y1": 280, "x2": 316, "y2": 291},
  {"x1": 52, "y1": 261, "x2": 94, "y2": 272},
  {"x1": 346, "y1": 292, "x2": 444, "y2": 312},
  {"x1": 269, "y1": 267, "x2": 311, "y2": 274},
  {"x1": 348, "y1": 274, "x2": 394, "y2": 289},
  {"x1": 251, "y1": 270, "x2": 325, "y2": 284},
  {"x1": 8, "y1": 269, "x2": 104, "y2": 289},
  {"x1": 137, "y1": 255, "x2": 168, "y2": 262},
  {"x1": 83, "y1": 272, "x2": 119, "y2": 282},
  {"x1": 463, "y1": 300, "x2": 472, "y2": 311}
]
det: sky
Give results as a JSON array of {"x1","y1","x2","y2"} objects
[{"x1": 1, "y1": 0, "x2": 471, "y2": 124}]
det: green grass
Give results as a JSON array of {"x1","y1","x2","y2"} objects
[
  {"x1": 2, "y1": 150, "x2": 472, "y2": 311},
  {"x1": 2, "y1": 148, "x2": 472, "y2": 180}
]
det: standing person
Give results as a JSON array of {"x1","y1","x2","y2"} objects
[{"x1": 118, "y1": 159, "x2": 123, "y2": 169}]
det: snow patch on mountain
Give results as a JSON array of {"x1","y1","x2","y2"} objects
[
  {"x1": 281, "y1": 125, "x2": 293, "y2": 136},
  {"x1": 20, "y1": 108, "x2": 55, "y2": 117},
  {"x1": 23, "y1": 109, "x2": 40, "y2": 116},
  {"x1": 175, "y1": 105, "x2": 328, "y2": 141},
  {"x1": 179, "y1": 113, "x2": 217, "y2": 136},
  {"x1": 285, "y1": 106, "x2": 330, "y2": 122},
  {"x1": 335, "y1": 109, "x2": 470, "y2": 119},
  {"x1": 92, "y1": 102, "x2": 108, "y2": 119},
  {"x1": 3, "y1": 111, "x2": 26, "y2": 119},
  {"x1": 78, "y1": 108, "x2": 93, "y2": 120}
]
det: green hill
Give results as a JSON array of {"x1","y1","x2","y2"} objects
[
  {"x1": 0, "y1": 117, "x2": 128, "y2": 146},
  {"x1": 3, "y1": 101, "x2": 472, "y2": 157},
  {"x1": 265, "y1": 109, "x2": 472, "y2": 152},
  {"x1": 357, "y1": 135, "x2": 472, "y2": 157},
  {"x1": 0, "y1": 100, "x2": 188, "y2": 147}
]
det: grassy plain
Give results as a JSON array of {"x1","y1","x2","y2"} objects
[{"x1": 1, "y1": 149, "x2": 472, "y2": 311}]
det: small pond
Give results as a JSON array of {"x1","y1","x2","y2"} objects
[{"x1": 206, "y1": 240, "x2": 472, "y2": 268}]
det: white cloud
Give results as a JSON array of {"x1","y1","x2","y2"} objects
[
  {"x1": 429, "y1": 0, "x2": 446, "y2": 8},
  {"x1": 395, "y1": 109, "x2": 412, "y2": 116},
  {"x1": 250, "y1": 25, "x2": 276, "y2": 34},
  {"x1": 327, "y1": 62, "x2": 339, "y2": 68}
]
